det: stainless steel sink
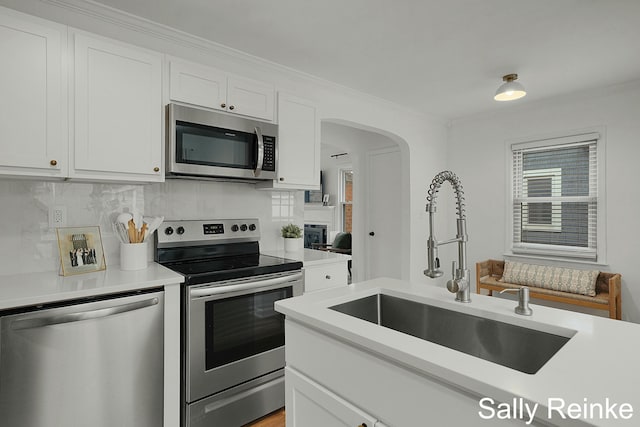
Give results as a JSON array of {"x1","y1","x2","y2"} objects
[{"x1": 329, "y1": 294, "x2": 573, "y2": 374}]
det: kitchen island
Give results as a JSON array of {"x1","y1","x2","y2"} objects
[{"x1": 275, "y1": 277, "x2": 640, "y2": 426}]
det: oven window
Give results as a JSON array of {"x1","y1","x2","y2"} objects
[
  {"x1": 204, "y1": 286, "x2": 291, "y2": 370},
  {"x1": 176, "y1": 121, "x2": 256, "y2": 170}
]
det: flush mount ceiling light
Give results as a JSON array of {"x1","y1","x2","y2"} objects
[{"x1": 494, "y1": 73, "x2": 527, "y2": 101}]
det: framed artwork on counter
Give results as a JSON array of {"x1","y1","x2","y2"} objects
[{"x1": 56, "y1": 226, "x2": 106, "y2": 276}]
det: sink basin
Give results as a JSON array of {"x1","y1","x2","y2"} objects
[{"x1": 329, "y1": 294, "x2": 573, "y2": 374}]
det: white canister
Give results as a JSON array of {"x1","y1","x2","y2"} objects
[{"x1": 120, "y1": 242, "x2": 148, "y2": 271}]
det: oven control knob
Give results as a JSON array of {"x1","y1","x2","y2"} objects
[
  {"x1": 240, "y1": 224, "x2": 248, "y2": 231},
  {"x1": 231, "y1": 224, "x2": 239, "y2": 232},
  {"x1": 176, "y1": 226, "x2": 185, "y2": 235},
  {"x1": 249, "y1": 224, "x2": 256, "y2": 231},
  {"x1": 164, "y1": 227, "x2": 174, "y2": 235}
]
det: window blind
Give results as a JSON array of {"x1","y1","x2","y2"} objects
[{"x1": 512, "y1": 135, "x2": 598, "y2": 260}]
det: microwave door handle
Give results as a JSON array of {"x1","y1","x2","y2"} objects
[{"x1": 254, "y1": 126, "x2": 264, "y2": 177}]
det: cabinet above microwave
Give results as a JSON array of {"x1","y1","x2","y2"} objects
[{"x1": 169, "y1": 59, "x2": 275, "y2": 122}]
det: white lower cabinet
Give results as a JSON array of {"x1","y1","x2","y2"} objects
[
  {"x1": 71, "y1": 32, "x2": 163, "y2": 182},
  {"x1": 286, "y1": 367, "x2": 381, "y2": 427},
  {"x1": 304, "y1": 261, "x2": 349, "y2": 293}
]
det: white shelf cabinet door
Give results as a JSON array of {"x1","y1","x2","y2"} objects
[
  {"x1": 285, "y1": 367, "x2": 378, "y2": 427},
  {"x1": 169, "y1": 59, "x2": 274, "y2": 121},
  {"x1": 0, "y1": 8, "x2": 66, "y2": 178},
  {"x1": 257, "y1": 93, "x2": 320, "y2": 190},
  {"x1": 72, "y1": 32, "x2": 163, "y2": 182},
  {"x1": 169, "y1": 60, "x2": 227, "y2": 112},
  {"x1": 226, "y1": 75, "x2": 274, "y2": 121}
]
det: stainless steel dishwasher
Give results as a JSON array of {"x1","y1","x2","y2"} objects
[{"x1": 0, "y1": 289, "x2": 164, "y2": 427}]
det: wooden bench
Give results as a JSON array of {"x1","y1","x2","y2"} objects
[{"x1": 476, "y1": 259, "x2": 622, "y2": 320}]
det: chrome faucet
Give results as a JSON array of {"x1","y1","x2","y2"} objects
[{"x1": 424, "y1": 171, "x2": 470, "y2": 303}]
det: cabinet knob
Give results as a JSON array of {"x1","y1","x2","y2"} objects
[
  {"x1": 358, "y1": 424, "x2": 368, "y2": 427},
  {"x1": 221, "y1": 103, "x2": 226, "y2": 108},
  {"x1": 279, "y1": 177, "x2": 285, "y2": 181},
  {"x1": 325, "y1": 275, "x2": 331, "y2": 280},
  {"x1": 50, "y1": 160, "x2": 57, "y2": 166},
  {"x1": 369, "y1": 231, "x2": 375, "y2": 236},
  {"x1": 229, "y1": 105, "x2": 235, "y2": 110},
  {"x1": 153, "y1": 167, "x2": 160, "y2": 172}
]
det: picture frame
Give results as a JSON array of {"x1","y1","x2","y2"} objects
[{"x1": 56, "y1": 226, "x2": 106, "y2": 276}]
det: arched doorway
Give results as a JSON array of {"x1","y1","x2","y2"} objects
[{"x1": 313, "y1": 120, "x2": 410, "y2": 282}]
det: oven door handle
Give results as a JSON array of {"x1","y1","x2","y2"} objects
[{"x1": 190, "y1": 272, "x2": 302, "y2": 298}]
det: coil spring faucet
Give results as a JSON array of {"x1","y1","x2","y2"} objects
[{"x1": 424, "y1": 171, "x2": 470, "y2": 303}]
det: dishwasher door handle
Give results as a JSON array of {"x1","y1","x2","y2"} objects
[{"x1": 10, "y1": 297, "x2": 159, "y2": 330}]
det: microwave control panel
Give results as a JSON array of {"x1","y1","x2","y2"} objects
[{"x1": 262, "y1": 136, "x2": 276, "y2": 172}]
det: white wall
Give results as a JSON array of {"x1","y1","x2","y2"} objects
[
  {"x1": 448, "y1": 80, "x2": 640, "y2": 322},
  {"x1": 0, "y1": 0, "x2": 450, "y2": 283}
]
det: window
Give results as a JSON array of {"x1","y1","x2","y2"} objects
[
  {"x1": 511, "y1": 132, "x2": 601, "y2": 261},
  {"x1": 340, "y1": 169, "x2": 353, "y2": 232}
]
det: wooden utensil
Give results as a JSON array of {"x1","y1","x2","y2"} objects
[{"x1": 128, "y1": 219, "x2": 136, "y2": 243}]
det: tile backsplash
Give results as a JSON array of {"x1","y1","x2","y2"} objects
[{"x1": 0, "y1": 178, "x2": 303, "y2": 275}]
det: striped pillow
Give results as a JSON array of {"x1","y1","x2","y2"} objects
[{"x1": 502, "y1": 261, "x2": 599, "y2": 297}]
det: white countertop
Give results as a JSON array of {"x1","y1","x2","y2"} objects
[
  {"x1": 0, "y1": 263, "x2": 184, "y2": 310},
  {"x1": 263, "y1": 248, "x2": 351, "y2": 267},
  {"x1": 276, "y1": 278, "x2": 640, "y2": 426}
]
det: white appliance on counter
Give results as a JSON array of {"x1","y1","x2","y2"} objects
[{"x1": 0, "y1": 289, "x2": 164, "y2": 427}]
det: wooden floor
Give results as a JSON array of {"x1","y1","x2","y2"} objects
[{"x1": 244, "y1": 408, "x2": 285, "y2": 427}]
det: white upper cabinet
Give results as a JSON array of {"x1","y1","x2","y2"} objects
[
  {"x1": 169, "y1": 60, "x2": 227, "y2": 112},
  {"x1": 71, "y1": 32, "x2": 163, "y2": 182},
  {"x1": 169, "y1": 59, "x2": 274, "y2": 121},
  {"x1": 226, "y1": 75, "x2": 274, "y2": 121},
  {"x1": 0, "y1": 8, "x2": 66, "y2": 178},
  {"x1": 257, "y1": 92, "x2": 320, "y2": 190}
]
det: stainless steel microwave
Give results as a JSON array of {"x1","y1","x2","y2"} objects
[{"x1": 166, "y1": 103, "x2": 278, "y2": 181}]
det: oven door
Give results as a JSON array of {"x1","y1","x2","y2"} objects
[{"x1": 186, "y1": 270, "x2": 302, "y2": 402}]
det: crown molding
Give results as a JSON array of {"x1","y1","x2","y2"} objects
[{"x1": 38, "y1": 0, "x2": 443, "y2": 123}]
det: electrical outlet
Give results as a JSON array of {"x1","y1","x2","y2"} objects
[{"x1": 49, "y1": 205, "x2": 67, "y2": 228}]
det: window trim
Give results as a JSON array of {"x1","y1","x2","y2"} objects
[{"x1": 505, "y1": 129, "x2": 607, "y2": 265}]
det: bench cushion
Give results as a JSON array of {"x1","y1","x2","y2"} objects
[
  {"x1": 479, "y1": 275, "x2": 609, "y2": 305},
  {"x1": 501, "y1": 261, "x2": 599, "y2": 297}
]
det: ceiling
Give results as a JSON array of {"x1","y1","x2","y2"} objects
[{"x1": 95, "y1": 0, "x2": 640, "y2": 120}]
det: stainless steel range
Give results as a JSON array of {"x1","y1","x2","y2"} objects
[{"x1": 155, "y1": 219, "x2": 303, "y2": 427}]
